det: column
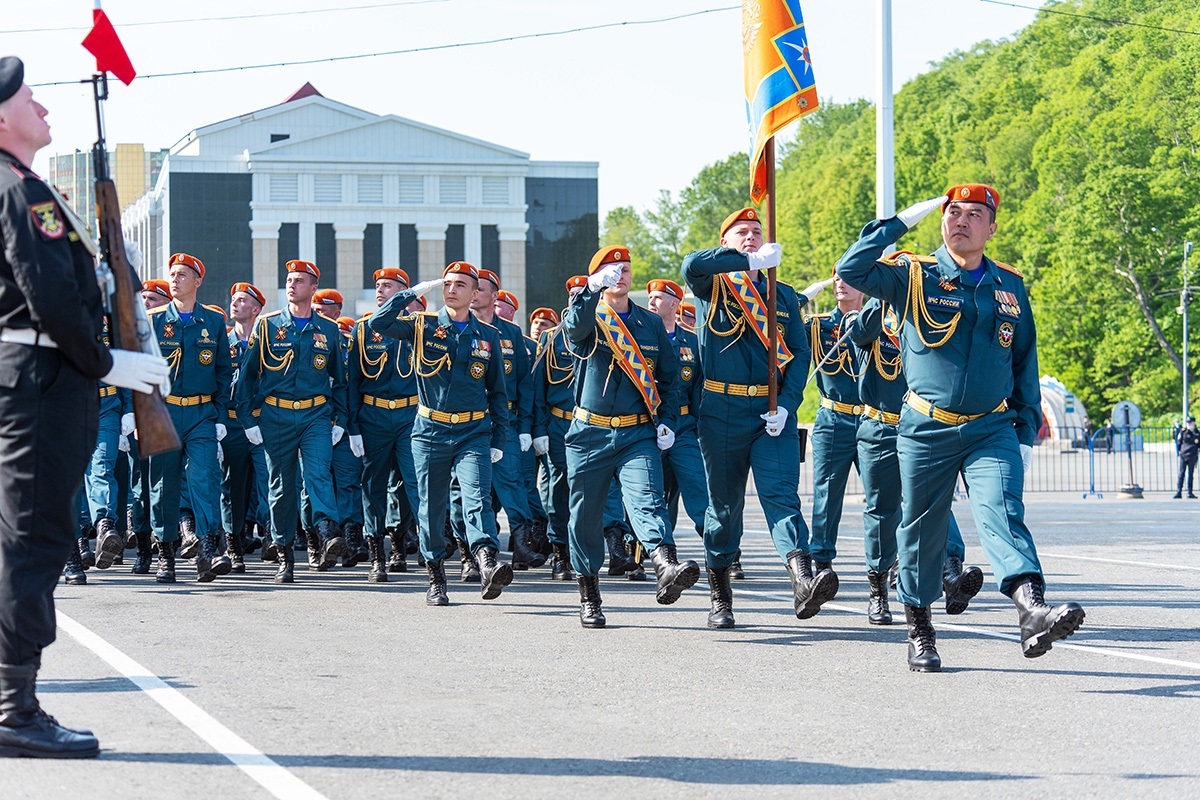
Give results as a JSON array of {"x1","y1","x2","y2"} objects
[
  {"x1": 382, "y1": 221, "x2": 400, "y2": 270},
  {"x1": 249, "y1": 220, "x2": 281, "y2": 302},
  {"x1": 334, "y1": 222, "x2": 366, "y2": 299},
  {"x1": 497, "y1": 223, "x2": 530, "y2": 307},
  {"x1": 299, "y1": 222, "x2": 316, "y2": 262},
  {"x1": 464, "y1": 222, "x2": 482, "y2": 267},
  {"x1": 416, "y1": 223, "x2": 448, "y2": 283}
]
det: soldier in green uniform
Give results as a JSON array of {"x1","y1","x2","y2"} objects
[
  {"x1": 562, "y1": 245, "x2": 699, "y2": 629},
  {"x1": 237, "y1": 260, "x2": 350, "y2": 584},
  {"x1": 346, "y1": 267, "x2": 422, "y2": 583},
  {"x1": 530, "y1": 303, "x2": 577, "y2": 581},
  {"x1": 836, "y1": 184, "x2": 1085, "y2": 671},
  {"x1": 367, "y1": 262, "x2": 513, "y2": 605},
  {"x1": 682, "y1": 208, "x2": 835, "y2": 629},
  {"x1": 148, "y1": 252, "x2": 233, "y2": 583}
]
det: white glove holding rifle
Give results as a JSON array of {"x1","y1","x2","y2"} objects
[{"x1": 103, "y1": 350, "x2": 171, "y2": 396}]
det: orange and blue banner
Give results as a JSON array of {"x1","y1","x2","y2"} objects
[
  {"x1": 596, "y1": 303, "x2": 661, "y2": 417},
  {"x1": 720, "y1": 272, "x2": 794, "y2": 368},
  {"x1": 743, "y1": 0, "x2": 819, "y2": 202}
]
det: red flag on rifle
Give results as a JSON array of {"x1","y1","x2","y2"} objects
[{"x1": 82, "y1": 3, "x2": 136, "y2": 85}]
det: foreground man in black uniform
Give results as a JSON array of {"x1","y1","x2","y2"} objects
[{"x1": 0, "y1": 58, "x2": 170, "y2": 757}]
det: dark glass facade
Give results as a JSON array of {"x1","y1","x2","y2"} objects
[
  {"x1": 525, "y1": 177, "x2": 598, "y2": 316},
  {"x1": 481, "y1": 224, "x2": 500, "y2": 274},
  {"x1": 399, "y1": 224, "x2": 418, "y2": 276},
  {"x1": 363, "y1": 223, "x2": 383, "y2": 286},
  {"x1": 168, "y1": 172, "x2": 252, "y2": 309},
  {"x1": 277, "y1": 223, "x2": 299, "y2": 287},
  {"x1": 315, "y1": 224, "x2": 337, "y2": 280},
  {"x1": 445, "y1": 224, "x2": 465, "y2": 264}
]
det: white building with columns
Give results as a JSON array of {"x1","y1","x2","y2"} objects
[{"x1": 123, "y1": 84, "x2": 599, "y2": 317}]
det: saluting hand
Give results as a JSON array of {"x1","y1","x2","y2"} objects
[
  {"x1": 799, "y1": 277, "x2": 834, "y2": 302},
  {"x1": 897, "y1": 196, "x2": 945, "y2": 229},
  {"x1": 411, "y1": 278, "x2": 445, "y2": 296}
]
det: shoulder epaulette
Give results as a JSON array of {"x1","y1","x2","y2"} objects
[
  {"x1": 147, "y1": 305, "x2": 168, "y2": 316},
  {"x1": 994, "y1": 261, "x2": 1024, "y2": 279},
  {"x1": 260, "y1": 309, "x2": 283, "y2": 319},
  {"x1": 776, "y1": 279, "x2": 795, "y2": 289},
  {"x1": 202, "y1": 303, "x2": 227, "y2": 318},
  {"x1": 880, "y1": 250, "x2": 937, "y2": 267},
  {"x1": 356, "y1": 312, "x2": 373, "y2": 322},
  {"x1": 479, "y1": 319, "x2": 499, "y2": 332}
]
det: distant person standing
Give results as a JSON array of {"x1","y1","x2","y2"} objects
[{"x1": 1174, "y1": 416, "x2": 1199, "y2": 499}]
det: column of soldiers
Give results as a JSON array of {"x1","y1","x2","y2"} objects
[{"x1": 65, "y1": 187, "x2": 1085, "y2": 674}]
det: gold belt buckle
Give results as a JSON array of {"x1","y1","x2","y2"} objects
[
  {"x1": 449, "y1": 413, "x2": 460, "y2": 424},
  {"x1": 609, "y1": 416, "x2": 620, "y2": 428},
  {"x1": 292, "y1": 400, "x2": 302, "y2": 410},
  {"x1": 388, "y1": 399, "x2": 397, "y2": 409},
  {"x1": 955, "y1": 414, "x2": 969, "y2": 425},
  {"x1": 746, "y1": 385, "x2": 758, "y2": 397}
]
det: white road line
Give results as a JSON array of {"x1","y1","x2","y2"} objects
[
  {"x1": 56, "y1": 610, "x2": 327, "y2": 800},
  {"x1": 733, "y1": 588, "x2": 1200, "y2": 672},
  {"x1": 1038, "y1": 552, "x2": 1200, "y2": 572}
]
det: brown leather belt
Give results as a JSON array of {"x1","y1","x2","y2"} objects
[
  {"x1": 166, "y1": 394, "x2": 212, "y2": 407},
  {"x1": 573, "y1": 407, "x2": 652, "y2": 428},
  {"x1": 362, "y1": 394, "x2": 419, "y2": 410},
  {"x1": 905, "y1": 393, "x2": 1007, "y2": 426},
  {"x1": 862, "y1": 404, "x2": 900, "y2": 426},
  {"x1": 703, "y1": 379, "x2": 770, "y2": 397},
  {"x1": 418, "y1": 405, "x2": 488, "y2": 425},
  {"x1": 819, "y1": 397, "x2": 864, "y2": 416},
  {"x1": 265, "y1": 395, "x2": 326, "y2": 410}
]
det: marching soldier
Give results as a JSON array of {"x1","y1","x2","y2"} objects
[
  {"x1": 237, "y1": 260, "x2": 350, "y2": 584},
  {"x1": 530, "y1": 302, "x2": 576, "y2": 580},
  {"x1": 836, "y1": 184, "x2": 1085, "y2": 670},
  {"x1": 147, "y1": 252, "x2": 233, "y2": 583},
  {"x1": 562, "y1": 245, "x2": 699, "y2": 628},
  {"x1": 682, "y1": 208, "x2": 834, "y2": 629},
  {"x1": 367, "y1": 262, "x2": 514, "y2": 605}
]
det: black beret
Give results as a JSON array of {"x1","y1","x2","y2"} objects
[{"x1": 0, "y1": 57, "x2": 23, "y2": 105}]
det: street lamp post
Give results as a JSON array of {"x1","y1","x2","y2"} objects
[{"x1": 1183, "y1": 241, "x2": 1193, "y2": 421}]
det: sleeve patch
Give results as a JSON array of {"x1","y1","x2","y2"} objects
[{"x1": 30, "y1": 201, "x2": 65, "y2": 240}]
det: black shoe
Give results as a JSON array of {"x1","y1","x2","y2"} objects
[
  {"x1": 814, "y1": 560, "x2": 839, "y2": 599},
  {"x1": 240, "y1": 522, "x2": 262, "y2": 555},
  {"x1": 63, "y1": 543, "x2": 87, "y2": 586},
  {"x1": 304, "y1": 527, "x2": 322, "y2": 570},
  {"x1": 510, "y1": 523, "x2": 540, "y2": 571},
  {"x1": 785, "y1": 550, "x2": 838, "y2": 619},
  {"x1": 866, "y1": 569, "x2": 893, "y2": 625},
  {"x1": 194, "y1": 535, "x2": 217, "y2": 583},
  {"x1": 207, "y1": 534, "x2": 232, "y2": 577},
  {"x1": 530, "y1": 518, "x2": 551, "y2": 559},
  {"x1": 477, "y1": 547, "x2": 513, "y2": 600},
  {"x1": 426, "y1": 560, "x2": 449, "y2": 606},
  {"x1": 226, "y1": 529, "x2": 246, "y2": 574},
  {"x1": 577, "y1": 576, "x2": 605, "y2": 628},
  {"x1": 260, "y1": 533, "x2": 279, "y2": 563},
  {"x1": 316, "y1": 519, "x2": 349, "y2": 570},
  {"x1": 457, "y1": 538, "x2": 480, "y2": 583},
  {"x1": 366, "y1": 535, "x2": 388, "y2": 583},
  {"x1": 1010, "y1": 576, "x2": 1085, "y2": 658},
  {"x1": 155, "y1": 540, "x2": 177, "y2": 584},
  {"x1": 603, "y1": 526, "x2": 638, "y2": 576},
  {"x1": 707, "y1": 566, "x2": 735, "y2": 629},
  {"x1": 387, "y1": 528, "x2": 408, "y2": 573},
  {"x1": 341, "y1": 522, "x2": 368, "y2": 568},
  {"x1": 1190, "y1": 494, "x2": 1198, "y2": 499},
  {"x1": 650, "y1": 544, "x2": 700, "y2": 605},
  {"x1": 0, "y1": 664, "x2": 99, "y2": 758},
  {"x1": 76, "y1": 530, "x2": 95, "y2": 570},
  {"x1": 177, "y1": 516, "x2": 199, "y2": 559},
  {"x1": 1173, "y1": 492, "x2": 1183, "y2": 499},
  {"x1": 905, "y1": 605, "x2": 941, "y2": 672},
  {"x1": 131, "y1": 532, "x2": 153, "y2": 575},
  {"x1": 93, "y1": 518, "x2": 123, "y2": 570},
  {"x1": 550, "y1": 542, "x2": 575, "y2": 581},
  {"x1": 729, "y1": 549, "x2": 745, "y2": 580},
  {"x1": 942, "y1": 555, "x2": 984, "y2": 615},
  {"x1": 625, "y1": 537, "x2": 646, "y2": 581},
  {"x1": 274, "y1": 546, "x2": 295, "y2": 584}
]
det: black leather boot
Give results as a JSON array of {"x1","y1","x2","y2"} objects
[
  {"x1": 131, "y1": 532, "x2": 153, "y2": 575},
  {"x1": 194, "y1": 534, "x2": 217, "y2": 583},
  {"x1": 226, "y1": 529, "x2": 246, "y2": 574},
  {"x1": 63, "y1": 543, "x2": 87, "y2": 586},
  {"x1": 316, "y1": 519, "x2": 349, "y2": 570},
  {"x1": 155, "y1": 540, "x2": 177, "y2": 584},
  {"x1": 477, "y1": 546, "x2": 513, "y2": 600},
  {"x1": 260, "y1": 530, "x2": 279, "y2": 563},
  {"x1": 404, "y1": 523, "x2": 420, "y2": 555},
  {"x1": 625, "y1": 537, "x2": 647, "y2": 581},
  {"x1": 531, "y1": 518, "x2": 551, "y2": 558},
  {"x1": 866, "y1": 569, "x2": 893, "y2": 625},
  {"x1": 942, "y1": 555, "x2": 984, "y2": 615},
  {"x1": 387, "y1": 527, "x2": 408, "y2": 573},
  {"x1": 785, "y1": 550, "x2": 838, "y2": 620},
  {"x1": 178, "y1": 515, "x2": 199, "y2": 559},
  {"x1": 888, "y1": 559, "x2": 898, "y2": 589},
  {"x1": 0, "y1": 663, "x2": 99, "y2": 758},
  {"x1": 241, "y1": 521, "x2": 262, "y2": 555},
  {"x1": 209, "y1": 534, "x2": 232, "y2": 576},
  {"x1": 550, "y1": 542, "x2": 575, "y2": 581},
  {"x1": 76, "y1": 526, "x2": 95, "y2": 570},
  {"x1": 341, "y1": 522, "x2": 368, "y2": 568},
  {"x1": 304, "y1": 527, "x2": 322, "y2": 570},
  {"x1": 93, "y1": 518, "x2": 123, "y2": 570},
  {"x1": 650, "y1": 544, "x2": 700, "y2": 605},
  {"x1": 426, "y1": 559, "x2": 449, "y2": 606},
  {"x1": 510, "y1": 523, "x2": 541, "y2": 570},
  {"x1": 707, "y1": 566, "x2": 735, "y2": 629},
  {"x1": 366, "y1": 535, "x2": 388, "y2": 583},
  {"x1": 274, "y1": 546, "x2": 295, "y2": 584},
  {"x1": 457, "y1": 538, "x2": 480, "y2": 583},
  {"x1": 814, "y1": 560, "x2": 839, "y2": 599},
  {"x1": 729, "y1": 549, "x2": 745, "y2": 580},
  {"x1": 905, "y1": 605, "x2": 941, "y2": 672},
  {"x1": 603, "y1": 525, "x2": 638, "y2": 576},
  {"x1": 1010, "y1": 576, "x2": 1085, "y2": 658},
  {"x1": 577, "y1": 576, "x2": 605, "y2": 628}
]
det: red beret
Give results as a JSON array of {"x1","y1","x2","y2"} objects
[
  {"x1": 588, "y1": 245, "x2": 630, "y2": 275},
  {"x1": 530, "y1": 307, "x2": 558, "y2": 324},
  {"x1": 496, "y1": 290, "x2": 519, "y2": 310},
  {"x1": 414, "y1": 295, "x2": 428, "y2": 310},
  {"x1": 720, "y1": 207, "x2": 762, "y2": 237},
  {"x1": 943, "y1": 184, "x2": 1001, "y2": 213},
  {"x1": 477, "y1": 268, "x2": 501, "y2": 290},
  {"x1": 169, "y1": 252, "x2": 205, "y2": 279},
  {"x1": 336, "y1": 316, "x2": 355, "y2": 333},
  {"x1": 565, "y1": 275, "x2": 588, "y2": 292},
  {"x1": 374, "y1": 267, "x2": 409, "y2": 286},
  {"x1": 230, "y1": 281, "x2": 265, "y2": 307},
  {"x1": 679, "y1": 302, "x2": 697, "y2": 319},
  {"x1": 647, "y1": 279, "x2": 683, "y2": 300},
  {"x1": 142, "y1": 279, "x2": 172, "y2": 299},
  {"x1": 443, "y1": 261, "x2": 479, "y2": 280},
  {"x1": 286, "y1": 260, "x2": 320, "y2": 280},
  {"x1": 313, "y1": 289, "x2": 343, "y2": 305}
]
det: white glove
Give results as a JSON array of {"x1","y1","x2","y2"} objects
[
  {"x1": 118, "y1": 434, "x2": 130, "y2": 453},
  {"x1": 124, "y1": 239, "x2": 144, "y2": 271},
  {"x1": 897, "y1": 196, "x2": 945, "y2": 229},
  {"x1": 587, "y1": 263, "x2": 623, "y2": 292},
  {"x1": 216, "y1": 443, "x2": 224, "y2": 463},
  {"x1": 761, "y1": 406, "x2": 790, "y2": 437},
  {"x1": 349, "y1": 434, "x2": 364, "y2": 458},
  {"x1": 490, "y1": 447, "x2": 504, "y2": 463},
  {"x1": 1020, "y1": 444, "x2": 1033, "y2": 475},
  {"x1": 519, "y1": 433, "x2": 532, "y2": 452},
  {"x1": 411, "y1": 278, "x2": 445, "y2": 296},
  {"x1": 120, "y1": 412, "x2": 135, "y2": 437},
  {"x1": 332, "y1": 425, "x2": 345, "y2": 446},
  {"x1": 245, "y1": 425, "x2": 263, "y2": 445},
  {"x1": 532, "y1": 435, "x2": 549, "y2": 456},
  {"x1": 656, "y1": 424, "x2": 675, "y2": 451},
  {"x1": 214, "y1": 423, "x2": 227, "y2": 442},
  {"x1": 799, "y1": 277, "x2": 834, "y2": 302},
  {"x1": 745, "y1": 242, "x2": 782, "y2": 271},
  {"x1": 103, "y1": 349, "x2": 171, "y2": 396}
]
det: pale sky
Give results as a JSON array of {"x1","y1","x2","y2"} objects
[{"x1": 6, "y1": 0, "x2": 1046, "y2": 216}]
